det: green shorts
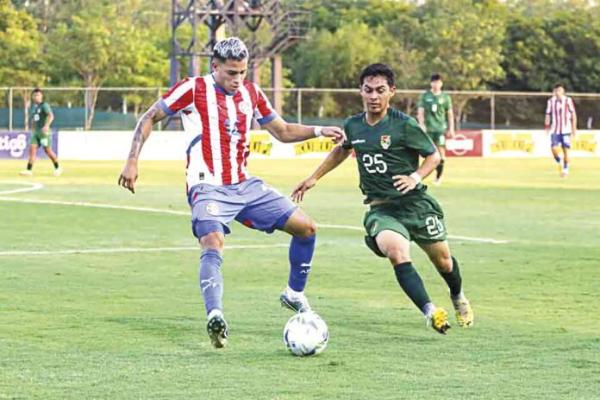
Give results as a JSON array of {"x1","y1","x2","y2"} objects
[
  {"x1": 363, "y1": 193, "x2": 447, "y2": 257},
  {"x1": 29, "y1": 131, "x2": 52, "y2": 148},
  {"x1": 428, "y1": 130, "x2": 446, "y2": 146}
]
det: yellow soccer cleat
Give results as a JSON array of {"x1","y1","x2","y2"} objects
[
  {"x1": 452, "y1": 294, "x2": 474, "y2": 327},
  {"x1": 427, "y1": 307, "x2": 450, "y2": 334}
]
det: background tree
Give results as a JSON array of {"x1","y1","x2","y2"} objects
[{"x1": 0, "y1": 0, "x2": 45, "y2": 128}]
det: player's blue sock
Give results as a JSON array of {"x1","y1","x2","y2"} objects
[
  {"x1": 199, "y1": 249, "x2": 224, "y2": 315},
  {"x1": 563, "y1": 160, "x2": 568, "y2": 169},
  {"x1": 288, "y1": 234, "x2": 316, "y2": 291},
  {"x1": 554, "y1": 155, "x2": 561, "y2": 163}
]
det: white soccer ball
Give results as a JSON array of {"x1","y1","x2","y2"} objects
[{"x1": 283, "y1": 311, "x2": 329, "y2": 356}]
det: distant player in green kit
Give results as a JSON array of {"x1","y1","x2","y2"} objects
[
  {"x1": 20, "y1": 88, "x2": 62, "y2": 176},
  {"x1": 417, "y1": 74, "x2": 454, "y2": 185},
  {"x1": 292, "y1": 64, "x2": 473, "y2": 334}
]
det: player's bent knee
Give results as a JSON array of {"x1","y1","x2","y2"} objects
[
  {"x1": 434, "y1": 256, "x2": 453, "y2": 273},
  {"x1": 199, "y1": 231, "x2": 224, "y2": 251},
  {"x1": 384, "y1": 246, "x2": 411, "y2": 265},
  {"x1": 300, "y1": 219, "x2": 317, "y2": 238}
]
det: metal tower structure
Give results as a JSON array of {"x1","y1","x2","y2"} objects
[{"x1": 170, "y1": 0, "x2": 310, "y2": 86}]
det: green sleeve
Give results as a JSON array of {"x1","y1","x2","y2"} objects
[
  {"x1": 405, "y1": 118, "x2": 436, "y2": 156},
  {"x1": 417, "y1": 93, "x2": 425, "y2": 108},
  {"x1": 445, "y1": 94, "x2": 453, "y2": 112},
  {"x1": 43, "y1": 103, "x2": 52, "y2": 114},
  {"x1": 341, "y1": 118, "x2": 353, "y2": 150}
]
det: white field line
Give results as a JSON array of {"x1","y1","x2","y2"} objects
[
  {"x1": 0, "y1": 181, "x2": 44, "y2": 195},
  {"x1": 0, "y1": 192, "x2": 508, "y2": 245},
  {"x1": 0, "y1": 244, "x2": 290, "y2": 257}
]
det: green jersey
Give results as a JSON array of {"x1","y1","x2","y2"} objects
[
  {"x1": 342, "y1": 108, "x2": 437, "y2": 204},
  {"x1": 30, "y1": 102, "x2": 52, "y2": 133},
  {"x1": 417, "y1": 91, "x2": 452, "y2": 133}
]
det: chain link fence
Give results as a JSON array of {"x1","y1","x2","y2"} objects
[{"x1": 2, "y1": 87, "x2": 599, "y2": 131}]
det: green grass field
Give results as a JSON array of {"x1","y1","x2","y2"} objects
[{"x1": 1, "y1": 158, "x2": 599, "y2": 399}]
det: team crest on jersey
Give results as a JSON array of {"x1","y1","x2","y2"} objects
[
  {"x1": 238, "y1": 101, "x2": 252, "y2": 115},
  {"x1": 380, "y1": 135, "x2": 391, "y2": 149},
  {"x1": 206, "y1": 202, "x2": 220, "y2": 216}
]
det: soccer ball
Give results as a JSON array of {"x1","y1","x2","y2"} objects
[{"x1": 283, "y1": 311, "x2": 329, "y2": 356}]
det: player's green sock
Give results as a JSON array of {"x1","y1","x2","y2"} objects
[
  {"x1": 393, "y1": 262, "x2": 432, "y2": 313},
  {"x1": 436, "y1": 159, "x2": 445, "y2": 179},
  {"x1": 439, "y1": 256, "x2": 462, "y2": 297},
  {"x1": 26, "y1": 162, "x2": 32, "y2": 171}
]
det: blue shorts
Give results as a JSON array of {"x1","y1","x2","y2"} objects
[
  {"x1": 551, "y1": 133, "x2": 571, "y2": 149},
  {"x1": 188, "y1": 177, "x2": 297, "y2": 238}
]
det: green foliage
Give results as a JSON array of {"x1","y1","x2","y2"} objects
[
  {"x1": 0, "y1": 0, "x2": 44, "y2": 86},
  {"x1": 416, "y1": 0, "x2": 507, "y2": 90},
  {"x1": 290, "y1": 22, "x2": 386, "y2": 88}
]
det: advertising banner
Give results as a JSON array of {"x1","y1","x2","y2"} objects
[
  {"x1": 446, "y1": 131, "x2": 483, "y2": 157},
  {"x1": 482, "y1": 130, "x2": 600, "y2": 158},
  {"x1": 0, "y1": 130, "x2": 58, "y2": 159}
]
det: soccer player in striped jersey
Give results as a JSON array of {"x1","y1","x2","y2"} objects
[
  {"x1": 545, "y1": 84, "x2": 577, "y2": 177},
  {"x1": 118, "y1": 37, "x2": 344, "y2": 348}
]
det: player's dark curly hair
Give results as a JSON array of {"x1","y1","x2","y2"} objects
[{"x1": 359, "y1": 63, "x2": 395, "y2": 87}]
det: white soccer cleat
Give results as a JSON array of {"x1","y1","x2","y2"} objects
[
  {"x1": 280, "y1": 287, "x2": 311, "y2": 313},
  {"x1": 560, "y1": 168, "x2": 569, "y2": 178},
  {"x1": 19, "y1": 170, "x2": 33, "y2": 176},
  {"x1": 53, "y1": 167, "x2": 63, "y2": 177}
]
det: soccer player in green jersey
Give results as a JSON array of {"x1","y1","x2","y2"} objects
[
  {"x1": 417, "y1": 74, "x2": 454, "y2": 185},
  {"x1": 20, "y1": 88, "x2": 62, "y2": 176},
  {"x1": 292, "y1": 64, "x2": 473, "y2": 334}
]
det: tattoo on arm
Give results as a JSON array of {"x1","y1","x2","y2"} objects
[{"x1": 127, "y1": 103, "x2": 167, "y2": 160}]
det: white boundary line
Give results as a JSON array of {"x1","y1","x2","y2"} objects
[
  {"x1": 0, "y1": 181, "x2": 44, "y2": 195},
  {"x1": 0, "y1": 194, "x2": 508, "y2": 244},
  {"x1": 0, "y1": 244, "x2": 290, "y2": 257}
]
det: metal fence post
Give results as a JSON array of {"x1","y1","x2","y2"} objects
[
  {"x1": 83, "y1": 88, "x2": 88, "y2": 130},
  {"x1": 8, "y1": 87, "x2": 13, "y2": 131},
  {"x1": 157, "y1": 87, "x2": 163, "y2": 131},
  {"x1": 297, "y1": 88, "x2": 302, "y2": 124},
  {"x1": 490, "y1": 93, "x2": 495, "y2": 130}
]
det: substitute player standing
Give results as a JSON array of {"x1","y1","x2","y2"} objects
[
  {"x1": 417, "y1": 74, "x2": 454, "y2": 185},
  {"x1": 19, "y1": 88, "x2": 62, "y2": 176},
  {"x1": 545, "y1": 84, "x2": 577, "y2": 177},
  {"x1": 118, "y1": 37, "x2": 344, "y2": 348},
  {"x1": 293, "y1": 64, "x2": 473, "y2": 334}
]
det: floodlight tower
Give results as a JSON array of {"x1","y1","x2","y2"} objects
[{"x1": 170, "y1": 0, "x2": 309, "y2": 113}]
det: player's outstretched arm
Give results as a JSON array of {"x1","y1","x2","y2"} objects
[
  {"x1": 262, "y1": 116, "x2": 345, "y2": 144},
  {"x1": 291, "y1": 144, "x2": 352, "y2": 203},
  {"x1": 118, "y1": 101, "x2": 168, "y2": 194},
  {"x1": 393, "y1": 151, "x2": 441, "y2": 194}
]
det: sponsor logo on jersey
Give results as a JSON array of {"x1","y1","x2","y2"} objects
[
  {"x1": 380, "y1": 135, "x2": 391, "y2": 149},
  {"x1": 206, "y1": 202, "x2": 220, "y2": 216},
  {"x1": 238, "y1": 100, "x2": 252, "y2": 115},
  {"x1": 351, "y1": 139, "x2": 366, "y2": 144}
]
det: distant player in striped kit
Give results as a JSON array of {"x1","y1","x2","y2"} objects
[
  {"x1": 545, "y1": 84, "x2": 577, "y2": 177},
  {"x1": 118, "y1": 37, "x2": 345, "y2": 348}
]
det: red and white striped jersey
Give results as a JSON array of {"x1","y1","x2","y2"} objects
[
  {"x1": 546, "y1": 96, "x2": 576, "y2": 134},
  {"x1": 159, "y1": 74, "x2": 277, "y2": 190}
]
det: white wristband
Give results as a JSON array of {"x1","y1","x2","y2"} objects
[
  {"x1": 409, "y1": 172, "x2": 422, "y2": 184},
  {"x1": 314, "y1": 126, "x2": 323, "y2": 137}
]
